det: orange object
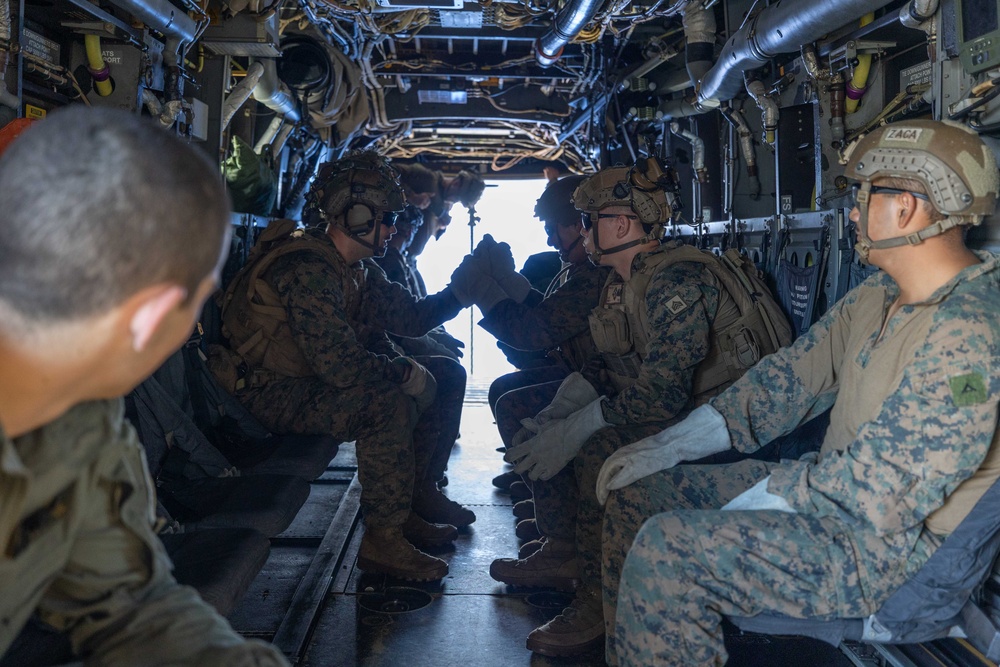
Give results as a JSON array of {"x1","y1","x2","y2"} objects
[{"x1": 0, "y1": 118, "x2": 36, "y2": 158}]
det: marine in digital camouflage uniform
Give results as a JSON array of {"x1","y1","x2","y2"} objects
[
  {"x1": 0, "y1": 108, "x2": 288, "y2": 664},
  {"x1": 608, "y1": 120, "x2": 1000, "y2": 666},
  {"x1": 223, "y1": 152, "x2": 479, "y2": 582},
  {"x1": 491, "y1": 160, "x2": 769, "y2": 657},
  {"x1": 485, "y1": 176, "x2": 610, "y2": 462}
]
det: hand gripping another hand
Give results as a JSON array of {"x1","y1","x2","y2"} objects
[{"x1": 595, "y1": 404, "x2": 731, "y2": 505}]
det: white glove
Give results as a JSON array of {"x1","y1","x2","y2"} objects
[
  {"x1": 596, "y1": 404, "x2": 731, "y2": 505},
  {"x1": 504, "y1": 397, "x2": 609, "y2": 481},
  {"x1": 535, "y1": 372, "x2": 599, "y2": 427},
  {"x1": 398, "y1": 357, "x2": 437, "y2": 412},
  {"x1": 721, "y1": 476, "x2": 796, "y2": 513}
]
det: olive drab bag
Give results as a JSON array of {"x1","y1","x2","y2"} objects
[
  {"x1": 590, "y1": 243, "x2": 793, "y2": 398},
  {"x1": 213, "y1": 219, "x2": 340, "y2": 389}
]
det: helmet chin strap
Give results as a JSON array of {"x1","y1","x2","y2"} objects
[
  {"x1": 560, "y1": 233, "x2": 583, "y2": 256},
  {"x1": 588, "y1": 220, "x2": 662, "y2": 263},
  {"x1": 348, "y1": 219, "x2": 384, "y2": 256},
  {"x1": 853, "y1": 181, "x2": 964, "y2": 265}
]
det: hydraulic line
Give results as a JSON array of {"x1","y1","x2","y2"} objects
[
  {"x1": 84, "y1": 35, "x2": 113, "y2": 97},
  {"x1": 845, "y1": 13, "x2": 874, "y2": 114}
]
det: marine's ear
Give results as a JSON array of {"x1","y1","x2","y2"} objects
[{"x1": 127, "y1": 284, "x2": 188, "y2": 352}]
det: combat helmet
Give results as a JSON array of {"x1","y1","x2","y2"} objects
[
  {"x1": 573, "y1": 157, "x2": 678, "y2": 260},
  {"x1": 844, "y1": 119, "x2": 999, "y2": 262},
  {"x1": 304, "y1": 150, "x2": 405, "y2": 253},
  {"x1": 535, "y1": 174, "x2": 586, "y2": 227}
]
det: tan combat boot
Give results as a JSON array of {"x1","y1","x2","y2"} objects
[
  {"x1": 402, "y1": 512, "x2": 458, "y2": 548},
  {"x1": 358, "y1": 527, "x2": 449, "y2": 581},
  {"x1": 526, "y1": 588, "x2": 605, "y2": 657},
  {"x1": 489, "y1": 537, "x2": 579, "y2": 591},
  {"x1": 413, "y1": 484, "x2": 476, "y2": 528}
]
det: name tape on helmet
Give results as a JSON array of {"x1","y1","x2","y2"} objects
[{"x1": 884, "y1": 128, "x2": 925, "y2": 143}]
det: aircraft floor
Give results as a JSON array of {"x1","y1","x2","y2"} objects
[{"x1": 233, "y1": 392, "x2": 857, "y2": 667}]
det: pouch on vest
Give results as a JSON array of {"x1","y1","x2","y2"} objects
[{"x1": 589, "y1": 306, "x2": 633, "y2": 356}]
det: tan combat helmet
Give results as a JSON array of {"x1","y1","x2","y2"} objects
[
  {"x1": 572, "y1": 157, "x2": 678, "y2": 260},
  {"x1": 305, "y1": 150, "x2": 405, "y2": 252},
  {"x1": 844, "y1": 119, "x2": 999, "y2": 262}
]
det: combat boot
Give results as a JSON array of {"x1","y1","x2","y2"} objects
[
  {"x1": 413, "y1": 484, "x2": 476, "y2": 528},
  {"x1": 508, "y1": 480, "x2": 532, "y2": 502},
  {"x1": 358, "y1": 528, "x2": 449, "y2": 581},
  {"x1": 515, "y1": 518, "x2": 541, "y2": 541},
  {"x1": 526, "y1": 588, "x2": 604, "y2": 657},
  {"x1": 519, "y1": 537, "x2": 545, "y2": 559},
  {"x1": 402, "y1": 512, "x2": 458, "y2": 548},
  {"x1": 512, "y1": 499, "x2": 534, "y2": 520},
  {"x1": 492, "y1": 470, "x2": 519, "y2": 490},
  {"x1": 490, "y1": 537, "x2": 579, "y2": 591}
]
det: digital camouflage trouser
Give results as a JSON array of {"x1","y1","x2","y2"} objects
[
  {"x1": 492, "y1": 378, "x2": 562, "y2": 450},
  {"x1": 489, "y1": 366, "x2": 568, "y2": 418},
  {"x1": 605, "y1": 460, "x2": 876, "y2": 667},
  {"x1": 237, "y1": 361, "x2": 456, "y2": 530},
  {"x1": 415, "y1": 356, "x2": 466, "y2": 484}
]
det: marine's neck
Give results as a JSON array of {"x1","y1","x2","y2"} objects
[{"x1": 880, "y1": 243, "x2": 980, "y2": 305}]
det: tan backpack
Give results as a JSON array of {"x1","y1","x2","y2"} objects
[{"x1": 214, "y1": 220, "x2": 341, "y2": 386}]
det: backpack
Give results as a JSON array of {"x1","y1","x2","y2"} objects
[{"x1": 215, "y1": 219, "x2": 339, "y2": 384}]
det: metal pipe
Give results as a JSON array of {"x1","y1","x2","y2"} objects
[
  {"x1": 744, "y1": 72, "x2": 778, "y2": 145},
  {"x1": 721, "y1": 105, "x2": 760, "y2": 200},
  {"x1": 698, "y1": 0, "x2": 896, "y2": 106},
  {"x1": 252, "y1": 58, "x2": 301, "y2": 123},
  {"x1": 683, "y1": 1, "x2": 716, "y2": 88},
  {"x1": 670, "y1": 121, "x2": 707, "y2": 183},
  {"x1": 534, "y1": 0, "x2": 604, "y2": 67},
  {"x1": 657, "y1": 96, "x2": 703, "y2": 120},
  {"x1": 800, "y1": 44, "x2": 828, "y2": 81},
  {"x1": 271, "y1": 122, "x2": 295, "y2": 155},
  {"x1": 105, "y1": 0, "x2": 197, "y2": 44},
  {"x1": 223, "y1": 61, "x2": 264, "y2": 132},
  {"x1": 254, "y1": 114, "x2": 284, "y2": 153},
  {"x1": 0, "y1": 0, "x2": 11, "y2": 42},
  {"x1": 0, "y1": 51, "x2": 18, "y2": 109},
  {"x1": 900, "y1": 0, "x2": 938, "y2": 29}
]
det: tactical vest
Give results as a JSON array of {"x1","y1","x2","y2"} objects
[
  {"x1": 217, "y1": 219, "x2": 342, "y2": 383},
  {"x1": 588, "y1": 243, "x2": 792, "y2": 397}
]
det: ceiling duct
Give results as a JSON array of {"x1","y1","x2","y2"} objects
[
  {"x1": 105, "y1": 0, "x2": 197, "y2": 44},
  {"x1": 696, "y1": 0, "x2": 896, "y2": 107},
  {"x1": 534, "y1": 0, "x2": 604, "y2": 67}
]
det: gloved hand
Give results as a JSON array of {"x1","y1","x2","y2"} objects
[
  {"x1": 504, "y1": 397, "x2": 609, "y2": 481},
  {"x1": 596, "y1": 404, "x2": 731, "y2": 505},
  {"x1": 474, "y1": 234, "x2": 532, "y2": 304},
  {"x1": 474, "y1": 234, "x2": 516, "y2": 275},
  {"x1": 535, "y1": 372, "x2": 599, "y2": 427},
  {"x1": 721, "y1": 476, "x2": 795, "y2": 513},
  {"x1": 431, "y1": 331, "x2": 465, "y2": 358},
  {"x1": 448, "y1": 254, "x2": 508, "y2": 310},
  {"x1": 398, "y1": 357, "x2": 438, "y2": 412}
]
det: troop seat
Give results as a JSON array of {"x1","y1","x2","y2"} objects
[
  {"x1": 126, "y1": 376, "x2": 311, "y2": 537},
  {"x1": 161, "y1": 527, "x2": 272, "y2": 616},
  {"x1": 728, "y1": 474, "x2": 1000, "y2": 663}
]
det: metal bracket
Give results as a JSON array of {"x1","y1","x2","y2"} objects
[{"x1": 828, "y1": 40, "x2": 897, "y2": 77}]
